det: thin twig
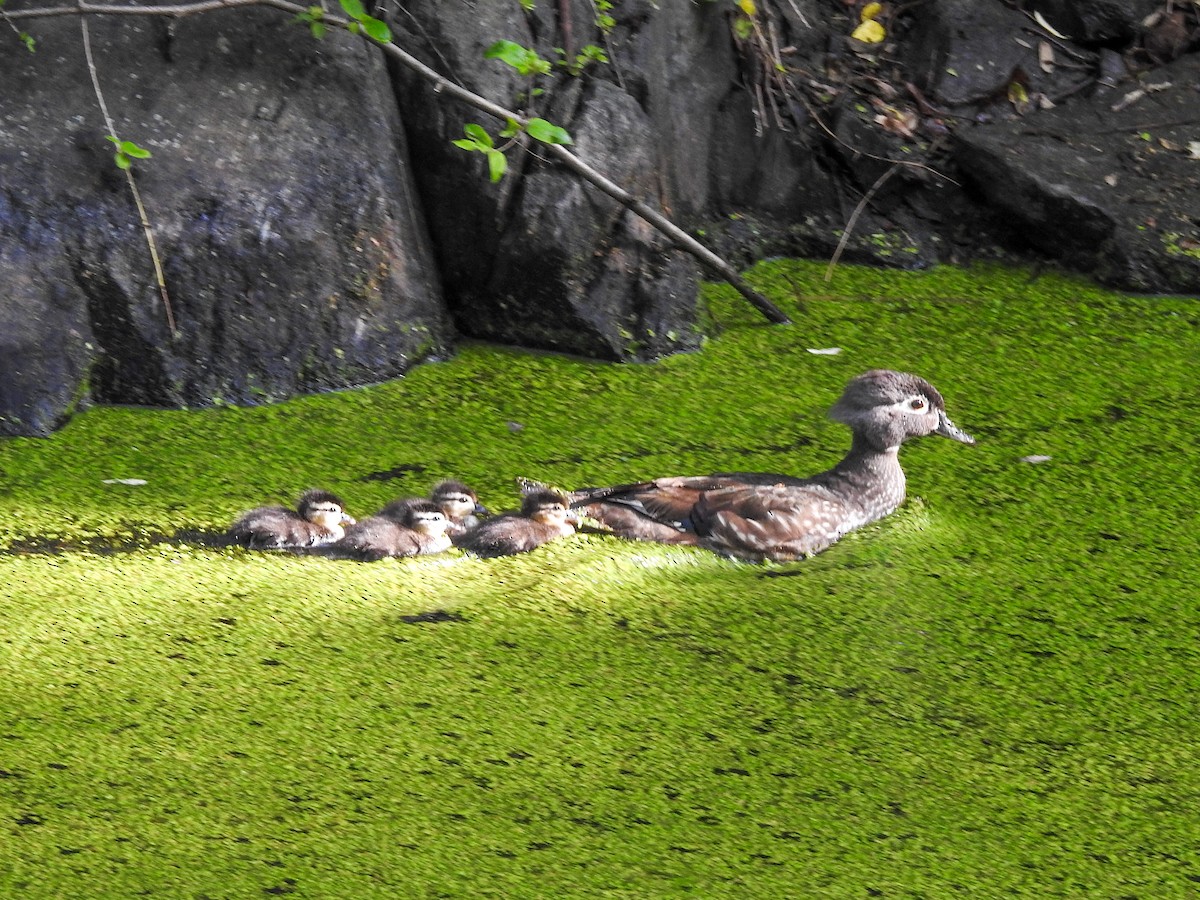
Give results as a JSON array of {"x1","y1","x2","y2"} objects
[
  {"x1": 80, "y1": 15, "x2": 176, "y2": 333},
  {"x1": 14, "y1": 0, "x2": 790, "y2": 324},
  {"x1": 796, "y1": 86, "x2": 958, "y2": 185},
  {"x1": 824, "y1": 162, "x2": 900, "y2": 283}
]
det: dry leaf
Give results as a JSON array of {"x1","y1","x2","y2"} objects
[
  {"x1": 875, "y1": 108, "x2": 918, "y2": 139},
  {"x1": 1104, "y1": 173, "x2": 1118, "y2": 187},
  {"x1": 1007, "y1": 80, "x2": 1031, "y2": 114},
  {"x1": 1111, "y1": 89, "x2": 1145, "y2": 112},
  {"x1": 852, "y1": 18, "x2": 886, "y2": 43},
  {"x1": 1033, "y1": 10, "x2": 1069, "y2": 39},
  {"x1": 861, "y1": 2, "x2": 883, "y2": 20},
  {"x1": 1188, "y1": 141, "x2": 1200, "y2": 160},
  {"x1": 1038, "y1": 40, "x2": 1055, "y2": 74}
]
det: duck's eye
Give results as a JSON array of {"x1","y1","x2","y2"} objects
[{"x1": 909, "y1": 397, "x2": 927, "y2": 411}]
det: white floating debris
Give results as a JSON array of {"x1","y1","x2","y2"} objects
[
  {"x1": 806, "y1": 347, "x2": 842, "y2": 355},
  {"x1": 102, "y1": 478, "x2": 148, "y2": 485},
  {"x1": 1020, "y1": 455, "x2": 1052, "y2": 464}
]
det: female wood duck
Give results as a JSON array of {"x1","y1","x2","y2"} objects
[
  {"x1": 331, "y1": 498, "x2": 452, "y2": 561},
  {"x1": 458, "y1": 487, "x2": 578, "y2": 558},
  {"x1": 228, "y1": 489, "x2": 355, "y2": 549},
  {"x1": 380, "y1": 480, "x2": 488, "y2": 540},
  {"x1": 569, "y1": 370, "x2": 975, "y2": 562}
]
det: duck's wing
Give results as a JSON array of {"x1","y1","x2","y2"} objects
[
  {"x1": 692, "y1": 483, "x2": 855, "y2": 562},
  {"x1": 459, "y1": 516, "x2": 553, "y2": 557},
  {"x1": 569, "y1": 473, "x2": 806, "y2": 536},
  {"x1": 331, "y1": 516, "x2": 422, "y2": 560},
  {"x1": 229, "y1": 506, "x2": 309, "y2": 549},
  {"x1": 576, "y1": 500, "x2": 701, "y2": 544}
]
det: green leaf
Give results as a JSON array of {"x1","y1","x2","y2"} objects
[
  {"x1": 463, "y1": 123, "x2": 493, "y2": 148},
  {"x1": 525, "y1": 117, "x2": 572, "y2": 145},
  {"x1": 499, "y1": 118, "x2": 521, "y2": 139},
  {"x1": 484, "y1": 40, "x2": 550, "y2": 76},
  {"x1": 347, "y1": 21, "x2": 360, "y2": 35},
  {"x1": 339, "y1": 0, "x2": 366, "y2": 20},
  {"x1": 486, "y1": 148, "x2": 507, "y2": 182},
  {"x1": 361, "y1": 16, "x2": 391, "y2": 42},
  {"x1": 121, "y1": 141, "x2": 152, "y2": 159},
  {"x1": 21, "y1": 32, "x2": 36, "y2": 52},
  {"x1": 106, "y1": 135, "x2": 120, "y2": 146},
  {"x1": 484, "y1": 40, "x2": 524, "y2": 62},
  {"x1": 114, "y1": 153, "x2": 131, "y2": 170},
  {"x1": 310, "y1": 21, "x2": 327, "y2": 39},
  {"x1": 519, "y1": 0, "x2": 534, "y2": 9},
  {"x1": 452, "y1": 138, "x2": 481, "y2": 151}
]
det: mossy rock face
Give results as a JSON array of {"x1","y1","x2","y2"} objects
[{"x1": 1, "y1": 262, "x2": 1198, "y2": 897}]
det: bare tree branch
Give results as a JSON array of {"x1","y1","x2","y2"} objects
[{"x1": 80, "y1": 16, "x2": 176, "y2": 334}]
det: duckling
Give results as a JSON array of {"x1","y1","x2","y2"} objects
[
  {"x1": 228, "y1": 489, "x2": 355, "y2": 549},
  {"x1": 458, "y1": 488, "x2": 578, "y2": 558},
  {"x1": 331, "y1": 498, "x2": 452, "y2": 561},
  {"x1": 569, "y1": 369, "x2": 975, "y2": 562},
  {"x1": 380, "y1": 480, "x2": 488, "y2": 540}
]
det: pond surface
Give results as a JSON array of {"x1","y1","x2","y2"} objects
[{"x1": 1, "y1": 262, "x2": 1197, "y2": 896}]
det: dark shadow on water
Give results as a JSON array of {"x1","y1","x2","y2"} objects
[
  {"x1": 2, "y1": 528, "x2": 235, "y2": 557},
  {"x1": 397, "y1": 609, "x2": 466, "y2": 625}
]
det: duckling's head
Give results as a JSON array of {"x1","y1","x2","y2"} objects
[
  {"x1": 431, "y1": 480, "x2": 489, "y2": 521},
  {"x1": 403, "y1": 499, "x2": 450, "y2": 537},
  {"x1": 829, "y1": 370, "x2": 975, "y2": 452},
  {"x1": 521, "y1": 489, "x2": 578, "y2": 530},
  {"x1": 298, "y1": 489, "x2": 356, "y2": 531}
]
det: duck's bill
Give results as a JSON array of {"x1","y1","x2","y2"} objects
[{"x1": 937, "y1": 412, "x2": 976, "y2": 444}]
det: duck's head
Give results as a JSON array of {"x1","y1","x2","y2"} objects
[
  {"x1": 403, "y1": 499, "x2": 450, "y2": 537},
  {"x1": 829, "y1": 370, "x2": 975, "y2": 452},
  {"x1": 431, "y1": 480, "x2": 489, "y2": 521},
  {"x1": 521, "y1": 489, "x2": 578, "y2": 530},
  {"x1": 298, "y1": 489, "x2": 356, "y2": 530}
]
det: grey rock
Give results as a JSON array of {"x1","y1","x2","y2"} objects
[{"x1": 952, "y1": 52, "x2": 1200, "y2": 293}]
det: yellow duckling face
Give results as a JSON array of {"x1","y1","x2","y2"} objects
[
  {"x1": 409, "y1": 508, "x2": 449, "y2": 538},
  {"x1": 530, "y1": 501, "x2": 577, "y2": 533},
  {"x1": 437, "y1": 492, "x2": 478, "y2": 521},
  {"x1": 431, "y1": 481, "x2": 488, "y2": 523},
  {"x1": 304, "y1": 495, "x2": 355, "y2": 536}
]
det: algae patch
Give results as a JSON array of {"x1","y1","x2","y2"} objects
[{"x1": 1, "y1": 261, "x2": 1198, "y2": 897}]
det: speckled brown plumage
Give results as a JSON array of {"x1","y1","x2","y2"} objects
[
  {"x1": 571, "y1": 370, "x2": 975, "y2": 562},
  {"x1": 458, "y1": 489, "x2": 577, "y2": 558},
  {"x1": 330, "y1": 499, "x2": 452, "y2": 561},
  {"x1": 380, "y1": 480, "x2": 488, "y2": 541},
  {"x1": 229, "y1": 489, "x2": 355, "y2": 550}
]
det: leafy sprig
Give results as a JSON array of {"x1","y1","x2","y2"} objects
[{"x1": 106, "y1": 136, "x2": 152, "y2": 170}]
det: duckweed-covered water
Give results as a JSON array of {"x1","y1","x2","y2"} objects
[{"x1": 1, "y1": 262, "x2": 1197, "y2": 897}]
